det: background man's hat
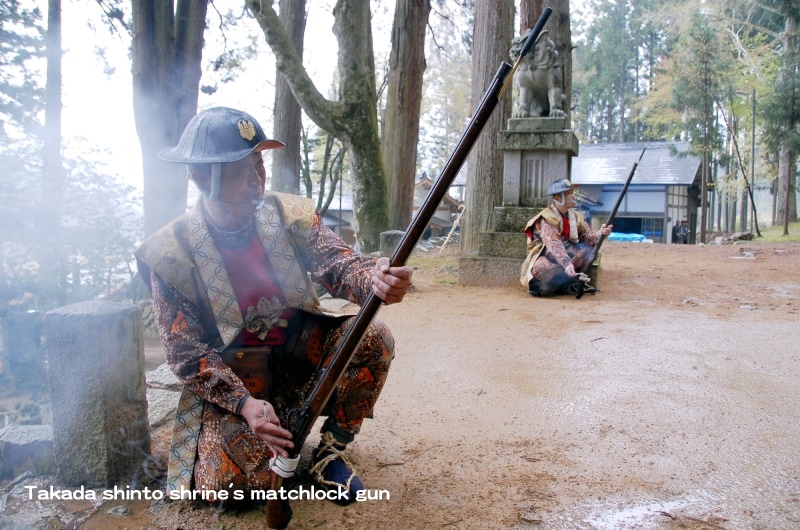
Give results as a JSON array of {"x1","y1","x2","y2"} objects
[
  {"x1": 547, "y1": 179, "x2": 580, "y2": 196},
  {"x1": 158, "y1": 107, "x2": 285, "y2": 164}
]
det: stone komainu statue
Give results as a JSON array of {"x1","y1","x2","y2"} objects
[{"x1": 510, "y1": 29, "x2": 566, "y2": 118}]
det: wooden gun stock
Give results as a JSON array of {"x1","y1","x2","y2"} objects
[
  {"x1": 576, "y1": 148, "x2": 645, "y2": 299},
  {"x1": 265, "y1": 471, "x2": 292, "y2": 528},
  {"x1": 265, "y1": 8, "x2": 554, "y2": 528}
]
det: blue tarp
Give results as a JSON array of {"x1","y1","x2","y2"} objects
[{"x1": 608, "y1": 232, "x2": 647, "y2": 242}]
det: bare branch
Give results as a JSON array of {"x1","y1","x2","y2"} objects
[
  {"x1": 95, "y1": 0, "x2": 131, "y2": 35},
  {"x1": 245, "y1": 0, "x2": 337, "y2": 134},
  {"x1": 209, "y1": 0, "x2": 230, "y2": 51}
]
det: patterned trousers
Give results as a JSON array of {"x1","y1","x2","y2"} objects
[
  {"x1": 528, "y1": 241, "x2": 594, "y2": 296},
  {"x1": 194, "y1": 315, "x2": 394, "y2": 492}
]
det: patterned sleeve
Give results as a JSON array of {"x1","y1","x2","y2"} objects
[
  {"x1": 302, "y1": 214, "x2": 376, "y2": 305},
  {"x1": 536, "y1": 218, "x2": 573, "y2": 270},
  {"x1": 578, "y1": 218, "x2": 601, "y2": 246},
  {"x1": 150, "y1": 271, "x2": 250, "y2": 413}
]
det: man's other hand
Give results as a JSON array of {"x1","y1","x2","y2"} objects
[
  {"x1": 600, "y1": 224, "x2": 613, "y2": 236},
  {"x1": 372, "y1": 257, "x2": 413, "y2": 304},
  {"x1": 240, "y1": 397, "x2": 294, "y2": 457}
]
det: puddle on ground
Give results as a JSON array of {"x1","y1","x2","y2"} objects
[{"x1": 77, "y1": 499, "x2": 153, "y2": 529}]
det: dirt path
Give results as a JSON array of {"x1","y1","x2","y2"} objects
[{"x1": 4, "y1": 242, "x2": 800, "y2": 529}]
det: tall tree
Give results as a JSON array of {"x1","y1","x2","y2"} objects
[
  {"x1": 300, "y1": 127, "x2": 346, "y2": 216},
  {"x1": 1, "y1": 1, "x2": 144, "y2": 311},
  {"x1": 382, "y1": 0, "x2": 430, "y2": 230},
  {"x1": 579, "y1": 0, "x2": 638, "y2": 142},
  {"x1": 628, "y1": 0, "x2": 666, "y2": 141},
  {"x1": 246, "y1": 0, "x2": 389, "y2": 251},
  {"x1": 271, "y1": 0, "x2": 305, "y2": 195},
  {"x1": 40, "y1": 0, "x2": 64, "y2": 304},
  {"x1": 416, "y1": 2, "x2": 471, "y2": 183},
  {"x1": 460, "y1": 0, "x2": 514, "y2": 254},
  {"x1": 763, "y1": 2, "x2": 800, "y2": 232},
  {"x1": 672, "y1": 10, "x2": 731, "y2": 241},
  {"x1": 131, "y1": 0, "x2": 208, "y2": 237},
  {"x1": 0, "y1": 0, "x2": 44, "y2": 134}
]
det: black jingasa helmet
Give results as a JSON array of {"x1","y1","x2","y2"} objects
[
  {"x1": 158, "y1": 107, "x2": 285, "y2": 164},
  {"x1": 158, "y1": 107, "x2": 285, "y2": 202}
]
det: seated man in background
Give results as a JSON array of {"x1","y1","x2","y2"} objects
[
  {"x1": 135, "y1": 107, "x2": 413, "y2": 504},
  {"x1": 519, "y1": 179, "x2": 611, "y2": 297}
]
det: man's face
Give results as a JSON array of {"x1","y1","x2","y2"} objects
[
  {"x1": 218, "y1": 151, "x2": 266, "y2": 204},
  {"x1": 563, "y1": 189, "x2": 577, "y2": 207}
]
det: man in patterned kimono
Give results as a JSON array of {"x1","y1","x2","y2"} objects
[
  {"x1": 519, "y1": 179, "x2": 612, "y2": 296},
  {"x1": 135, "y1": 107, "x2": 413, "y2": 504}
]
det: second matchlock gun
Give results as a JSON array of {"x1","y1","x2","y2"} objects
[
  {"x1": 264, "y1": 7, "x2": 556, "y2": 528},
  {"x1": 576, "y1": 147, "x2": 646, "y2": 299}
]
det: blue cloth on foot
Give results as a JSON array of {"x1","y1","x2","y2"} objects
[{"x1": 317, "y1": 453, "x2": 364, "y2": 505}]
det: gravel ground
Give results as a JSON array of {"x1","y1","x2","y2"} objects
[{"x1": 2, "y1": 241, "x2": 799, "y2": 530}]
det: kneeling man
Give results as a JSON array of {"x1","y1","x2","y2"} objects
[
  {"x1": 520, "y1": 179, "x2": 611, "y2": 296},
  {"x1": 136, "y1": 107, "x2": 413, "y2": 504}
]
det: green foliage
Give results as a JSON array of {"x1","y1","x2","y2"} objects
[
  {"x1": 573, "y1": 0, "x2": 670, "y2": 142},
  {"x1": 577, "y1": 0, "x2": 638, "y2": 141},
  {"x1": 756, "y1": 220, "x2": 800, "y2": 242},
  {"x1": 760, "y1": 23, "x2": 800, "y2": 154},
  {"x1": 670, "y1": 10, "x2": 732, "y2": 155},
  {"x1": 0, "y1": 139, "x2": 143, "y2": 312},
  {"x1": 59, "y1": 153, "x2": 143, "y2": 301},
  {"x1": 0, "y1": 0, "x2": 45, "y2": 136},
  {"x1": 418, "y1": 2, "x2": 471, "y2": 180},
  {"x1": 573, "y1": 0, "x2": 784, "y2": 151},
  {"x1": 0, "y1": 2, "x2": 143, "y2": 313}
]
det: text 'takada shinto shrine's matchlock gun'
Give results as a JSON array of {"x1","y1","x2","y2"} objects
[{"x1": 264, "y1": 7, "x2": 555, "y2": 528}]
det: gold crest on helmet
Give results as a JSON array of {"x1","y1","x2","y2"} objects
[{"x1": 237, "y1": 119, "x2": 256, "y2": 141}]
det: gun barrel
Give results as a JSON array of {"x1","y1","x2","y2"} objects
[
  {"x1": 266, "y1": 8, "x2": 556, "y2": 526},
  {"x1": 605, "y1": 148, "x2": 646, "y2": 227},
  {"x1": 584, "y1": 148, "x2": 646, "y2": 270}
]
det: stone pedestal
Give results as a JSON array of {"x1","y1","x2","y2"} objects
[
  {"x1": 44, "y1": 302, "x2": 150, "y2": 487},
  {"x1": 459, "y1": 118, "x2": 578, "y2": 288},
  {"x1": 458, "y1": 205, "x2": 545, "y2": 288},
  {"x1": 499, "y1": 117, "x2": 578, "y2": 207},
  {"x1": 380, "y1": 230, "x2": 405, "y2": 258}
]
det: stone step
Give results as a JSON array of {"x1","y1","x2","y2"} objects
[
  {"x1": 494, "y1": 206, "x2": 545, "y2": 232},
  {"x1": 458, "y1": 255, "x2": 525, "y2": 288},
  {"x1": 479, "y1": 231, "x2": 528, "y2": 259}
]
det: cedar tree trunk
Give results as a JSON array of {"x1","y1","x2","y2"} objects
[
  {"x1": 132, "y1": 0, "x2": 207, "y2": 237},
  {"x1": 383, "y1": 0, "x2": 430, "y2": 230},
  {"x1": 272, "y1": 0, "x2": 305, "y2": 195},
  {"x1": 461, "y1": 0, "x2": 514, "y2": 254}
]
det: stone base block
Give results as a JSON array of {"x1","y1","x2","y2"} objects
[
  {"x1": 478, "y1": 232, "x2": 528, "y2": 259},
  {"x1": 0, "y1": 425, "x2": 54, "y2": 478},
  {"x1": 458, "y1": 255, "x2": 525, "y2": 288},
  {"x1": 146, "y1": 388, "x2": 180, "y2": 429},
  {"x1": 587, "y1": 254, "x2": 602, "y2": 289},
  {"x1": 494, "y1": 206, "x2": 543, "y2": 232},
  {"x1": 44, "y1": 301, "x2": 149, "y2": 488},
  {"x1": 380, "y1": 230, "x2": 405, "y2": 258}
]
